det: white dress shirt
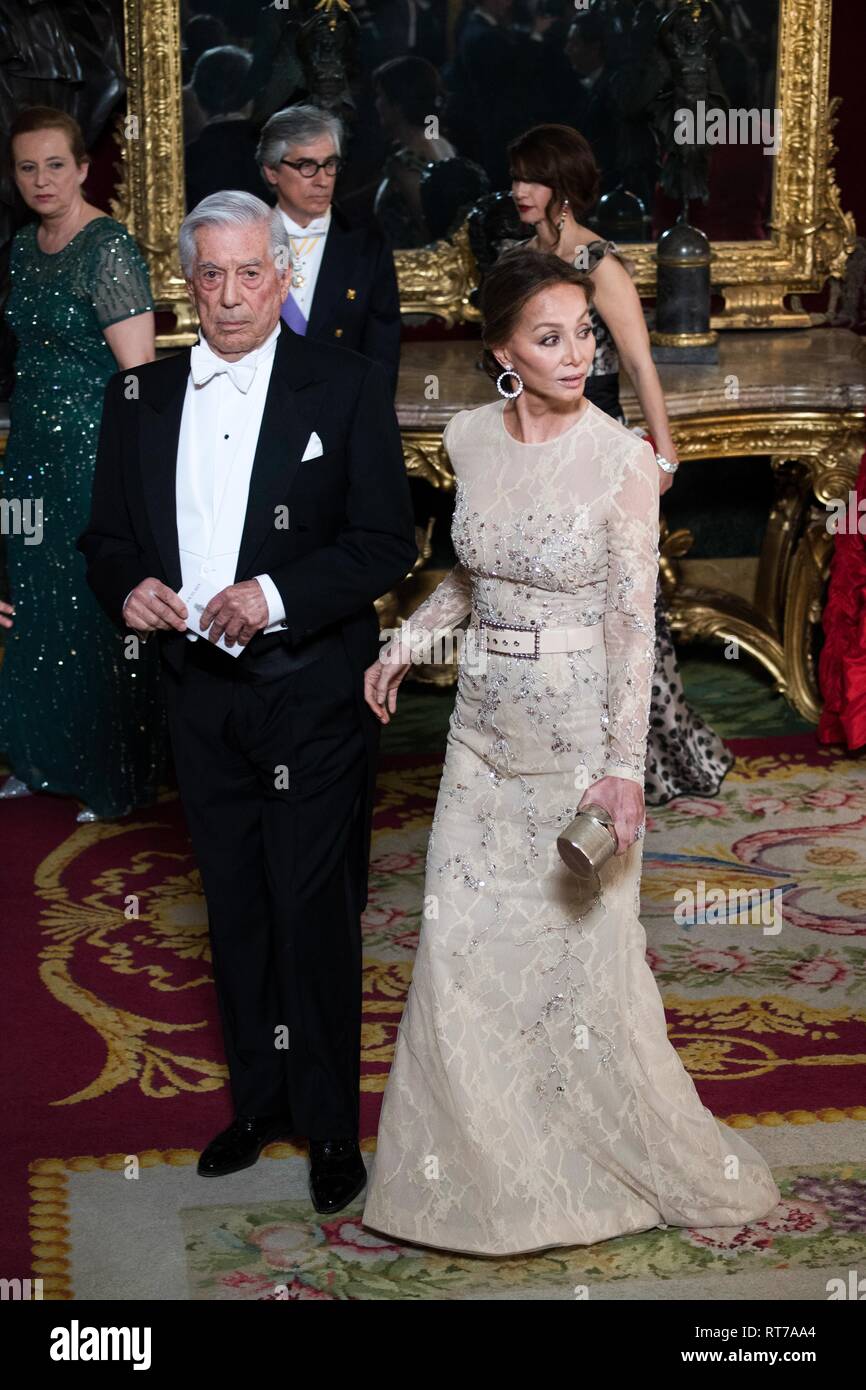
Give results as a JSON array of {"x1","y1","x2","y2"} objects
[
  {"x1": 278, "y1": 205, "x2": 331, "y2": 323},
  {"x1": 175, "y1": 321, "x2": 285, "y2": 642}
]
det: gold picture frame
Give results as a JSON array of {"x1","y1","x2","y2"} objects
[{"x1": 115, "y1": 0, "x2": 855, "y2": 344}]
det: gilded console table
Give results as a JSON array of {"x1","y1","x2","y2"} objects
[{"x1": 395, "y1": 327, "x2": 866, "y2": 723}]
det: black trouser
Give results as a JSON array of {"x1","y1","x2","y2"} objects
[{"x1": 162, "y1": 631, "x2": 367, "y2": 1138}]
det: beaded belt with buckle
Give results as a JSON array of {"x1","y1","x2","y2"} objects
[{"x1": 476, "y1": 618, "x2": 604, "y2": 659}]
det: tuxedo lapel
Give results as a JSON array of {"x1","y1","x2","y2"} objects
[
  {"x1": 139, "y1": 329, "x2": 327, "y2": 591},
  {"x1": 140, "y1": 350, "x2": 189, "y2": 592},
  {"x1": 306, "y1": 212, "x2": 357, "y2": 338},
  {"x1": 235, "y1": 325, "x2": 328, "y2": 580}
]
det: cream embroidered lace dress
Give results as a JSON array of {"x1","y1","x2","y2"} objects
[{"x1": 362, "y1": 397, "x2": 780, "y2": 1256}]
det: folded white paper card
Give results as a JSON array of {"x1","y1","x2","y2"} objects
[
  {"x1": 178, "y1": 577, "x2": 245, "y2": 658},
  {"x1": 301, "y1": 430, "x2": 323, "y2": 461}
]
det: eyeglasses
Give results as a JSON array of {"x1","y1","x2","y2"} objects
[{"x1": 279, "y1": 156, "x2": 343, "y2": 178}]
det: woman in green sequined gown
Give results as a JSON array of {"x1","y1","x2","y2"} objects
[{"x1": 0, "y1": 108, "x2": 163, "y2": 818}]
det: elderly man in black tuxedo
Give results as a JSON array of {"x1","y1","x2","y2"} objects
[
  {"x1": 257, "y1": 104, "x2": 402, "y2": 396},
  {"x1": 78, "y1": 191, "x2": 416, "y2": 1214}
]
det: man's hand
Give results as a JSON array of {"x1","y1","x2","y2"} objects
[
  {"x1": 0, "y1": 599, "x2": 14, "y2": 631},
  {"x1": 123, "y1": 579, "x2": 187, "y2": 633},
  {"x1": 198, "y1": 579, "x2": 270, "y2": 648},
  {"x1": 578, "y1": 775, "x2": 645, "y2": 855}
]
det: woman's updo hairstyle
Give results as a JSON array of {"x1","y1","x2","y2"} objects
[
  {"x1": 9, "y1": 106, "x2": 88, "y2": 166},
  {"x1": 479, "y1": 246, "x2": 594, "y2": 384}
]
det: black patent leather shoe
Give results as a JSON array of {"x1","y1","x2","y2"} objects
[
  {"x1": 197, "y1": 1114, "x2": 293, "y2": 1177},
  {"x1": 309, "y1": 1138, "x2": 367, "y2": 1214}
]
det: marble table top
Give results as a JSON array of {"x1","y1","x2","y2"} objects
[
  {"x1": 1, "y1": 329, "x2": 862, "y2": 444},
  {"x1": 395, "y1": 327, "x2": 866, "y2": 431}
]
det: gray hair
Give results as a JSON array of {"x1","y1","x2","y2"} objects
[
  {"x1": 256, "y1": 104, "x2": 344, "y2": 174},
  {"x1": 179, "y1": 190, "x2": 290, "y2": 277}
]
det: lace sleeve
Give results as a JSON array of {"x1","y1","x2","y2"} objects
[
  {"x1": 383, "y1": 412, "x2": 473, "y2": 663},
  {"x1": 602, "y1": 440, "x2": 659, "y2": 783},
  {"x1": 388, "y1": 564, "x2": 473, "y2": 663},
  {"x1": 90, "y1": 225, "x2": 154, "y2": 330}
]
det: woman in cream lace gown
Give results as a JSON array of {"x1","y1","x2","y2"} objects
[
  {"x1": 504, "y1": 123, "x2": 735, "y2": 807},
  {"x1": 361, "y1": 249, "x2": 779, "y2": 1257}
]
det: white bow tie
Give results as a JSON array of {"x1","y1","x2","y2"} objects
[{"x1": 190, "y1": 339, "x2": 257, "y2": 393}]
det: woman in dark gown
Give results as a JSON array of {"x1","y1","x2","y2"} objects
[
  {"x1": 0, "y1": 107, "x2": 163, "y2": 820},
  {"x1": 503, "y1": 123, "x2": 733, "y2": 806}
]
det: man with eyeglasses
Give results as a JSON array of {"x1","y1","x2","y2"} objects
[{"x1": 257, "y1": 105, "x2": 401, "y2": 395}]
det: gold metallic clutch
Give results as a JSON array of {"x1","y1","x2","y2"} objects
[{"x1": 556, "y1": 803, "x2": 618, "y2": 905}]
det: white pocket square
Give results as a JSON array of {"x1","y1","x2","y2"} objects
[{"x1": 301, "y1": 430, "x2": 324, "y2": 461}]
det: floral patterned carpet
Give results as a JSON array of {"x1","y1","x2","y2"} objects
[
  {"x1": 178, "y1": 1156, "x2": 866, "y2": 1301},
  {"x1": 5, "y1": 715, "x2": 866, "y2": 1299}
]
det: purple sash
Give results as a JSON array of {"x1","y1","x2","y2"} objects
[{"x1": 281, "y1": 293, "x2": 308, "y2": 336}]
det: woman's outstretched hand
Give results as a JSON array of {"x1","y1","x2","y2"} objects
[
  {"x1": 578, "y1": 775, "x2": 645, "y2": 855},
  {"x1": 364, "y1": 652, "x2": 411, "y2": 725}
]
